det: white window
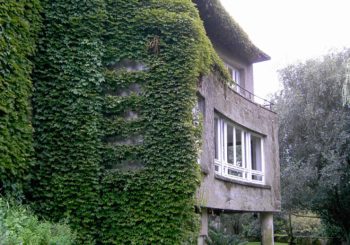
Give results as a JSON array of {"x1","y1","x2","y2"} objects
[
  {"x1": 214, "y1": 114, "x2": 265, "y2": 184},
  {"x1": 226, "y1": 64, "x2": 241, "y2": 93}
]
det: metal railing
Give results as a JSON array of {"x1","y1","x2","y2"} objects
[{"x1": 229, "y1": 82, "x2": 275, "y2": 111}]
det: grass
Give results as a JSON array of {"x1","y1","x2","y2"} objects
[{"x1": 247, "y1": 243, "x2": 287, "y2": 245}]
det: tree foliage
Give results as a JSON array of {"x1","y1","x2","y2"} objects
[{"x1": 275, "y1": 49, "x2": 350, "y2": 242}]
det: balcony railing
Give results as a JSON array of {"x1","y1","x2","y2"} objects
[{"x1": 229, "y1": 82, "x2": 274, "y2": 111}]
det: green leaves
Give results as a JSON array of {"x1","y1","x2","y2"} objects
[
  {"x1": 0, "y1": 197, "x2": 77, "y2": 244},
  {"x1": 27, "y1": 0, "x2": 228, "y2": 243},
  {"x1": 0, "y1": 0, "x2": 41, "y2": 198},
  {"x1": 276, "y1": 49, "x2": 350, "y2": 241},
  {"x1": 30, "y1": 0, "x2": 105, "y2": 242}
]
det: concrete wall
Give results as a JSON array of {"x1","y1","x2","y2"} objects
[
  {"x1": 214, "y1": 45, "x2": 254, "y2": 94},
  {"x1": 197, "y1": 74, "x2": 281, "y2": 212}
]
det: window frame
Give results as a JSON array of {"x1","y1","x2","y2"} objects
[
  {"x1": 225, "y1": 63, "x2": 243, "y2": 93},
  {"x1": 214, "y1": 114, "x2": 265, "y2": 185}
]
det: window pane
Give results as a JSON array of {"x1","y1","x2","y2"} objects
[
  {"x1": 252, "y1": 175, "x2": 263, "y2": 181},
  {"x1": 214, "y1": 118, "x2": 218, "y2": 160},
  {"x1": 234, "y1": 69, "x2": 240, "y2": 86},
  {"x1": 227, "y1": 124, "x2": 233, "y2": 164},
  {"x1": 227, "y1": 67, "x2": 233, "y2": 80},
  {"x1": 228, "y1": 168, "x2": 243, "y2": 178},
  {"x1": 235, "y1": 128, "x2": 242, "y2": 167},
  {"x1": 221, "y1": 121, "x2": 225, "y2": 162},
  {"x1": 251, "y1": 135, "x2": 262, "y2": 171}
]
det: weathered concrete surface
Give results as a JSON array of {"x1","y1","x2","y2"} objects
[
  {"x1": 198, "y1": 208, "x2": 208, "y2": 245},
  {"x1": 260, "y1": 212, "x2": 274, "y2": 245},
  {"x1": 214, "y1": 46, "x2": 255, "y2": 95},
  {"x1": 197, "y1": 74, "x2": 281, "y2": 212}
]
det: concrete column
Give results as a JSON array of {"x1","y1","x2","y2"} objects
[
  {"x1": 260, "y1": 212, "x2": 274, "y2": 245},
  {"x1": 198, "y1": 208, "x2": 208, "y2": 245}
]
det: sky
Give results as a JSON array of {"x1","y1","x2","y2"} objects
[{"x1": 219, "y1": 0, "x2": 350, "y2": 99}]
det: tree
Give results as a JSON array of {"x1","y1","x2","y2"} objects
[{"x1": 275, "y1": 49, "x2": 350, "y2": 243}]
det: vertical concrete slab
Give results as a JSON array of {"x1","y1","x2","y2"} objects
[
  {"x1": 198, "y1": 208, "x2": 208, "y2": 245},
  {"x1": 260, "y1": 212, "x2": 274, "y2": 245}
]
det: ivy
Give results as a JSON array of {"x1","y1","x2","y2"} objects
[
  {"x1": 29, "y1": 0, "x2": 229, "y2": 243},
  {"x1": 0, "y1": 0, "x2": 41, "y2": 197},
  {"x1": 29, "y1": 0, "x2": 106, "y2": 242},
  {"x1": 98, "y1": 1, "x2": 218, "y2": 243}
]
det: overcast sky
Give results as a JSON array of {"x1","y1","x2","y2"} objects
[{"x1": 219, "y1": 0, "x2": 350, "y2": 99}]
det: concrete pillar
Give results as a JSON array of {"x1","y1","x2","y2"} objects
[
  {"x1": 198, "y1": 208, "x2": 208, "y2": 245},
  {"x1": 260, "y1": 212, "x2": 274, "y2": 245}
]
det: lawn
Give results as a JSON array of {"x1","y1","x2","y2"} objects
[{"x1": 247, "y1": 243, "x2": 287, "y2": 245}]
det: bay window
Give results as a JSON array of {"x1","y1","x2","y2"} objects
[{"x1": 214, "y1": 114, "x2": 265, "y2": 184}]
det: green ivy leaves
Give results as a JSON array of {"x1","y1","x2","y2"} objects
[
  {"x1": 0, "y1": 0, "x2": 41, "y2": 198},
  {"x1": 29, "y1": 0, "x2": 228, "y2": 244}
]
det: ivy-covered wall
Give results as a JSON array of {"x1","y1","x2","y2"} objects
[
  {"x1": 30, "y1": 0, "x2": 105, "y2": 241},
  {"x1": 0, "y1": 0, "x2": 41, "y2": 196},
  {"x1": 30, "y1": 0, "x2": 227, "y2": 243},
  {"x1": 99, "y1": 0, "x2": 216, "y2": 243}
]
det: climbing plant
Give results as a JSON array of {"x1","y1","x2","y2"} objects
[
  {"x1": 30, "y1": 0, "x2": 105, "y2": 241},
  {"x1": 0, "y1": 0, "x2": 41, "y2": 197},
  {"x1": 30, "y1": 0, "x2": 229, "y2": 243},
  {"x1": 98, "y1": 1, "x2": 230, "y2": 243}
]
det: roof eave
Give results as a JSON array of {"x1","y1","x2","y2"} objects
[{"x1": 193, "y1": 0, "x2": 271, "y2": 64}]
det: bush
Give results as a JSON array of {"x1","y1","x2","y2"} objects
[
  {"x1": 0, "y1": 197, "x2": 77, "y2": 244},
  {"x1": 208, "y1": 226, "x2": 248, "y2": 245}
]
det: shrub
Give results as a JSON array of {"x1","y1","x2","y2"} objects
[
  {"x1": 208, "y1": 225, "x2": 248, "y2": 245},
  {"x1": 0, "y1": 197, "x2": 77, "y2": 244}
]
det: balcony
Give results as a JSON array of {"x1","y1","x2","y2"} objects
[{"x1": 229, "y1": 81, "x2": 274, "y2": 111}]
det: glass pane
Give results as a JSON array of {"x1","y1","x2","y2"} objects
[
  {"x1": 235, "y1": 129, "x2": 242, "y2": 167},
  {"x1": 252, "y1": 175, "x2": 263, "y2": 181},
  {"x1": 228, "y1": 168, "x2": 243, "y2": 178},
  {"x1": 227, "y1": 124, "x2": 233, "y2": 164},
  {"x1": 251, "y1": 135, "x2": 262, "y2": 171},
  {"x1": 214, "y1": 118, "x2": 218, "y2": 160},
  {"x1": 227, "y1": 67, "x2": 233, "y2": 80},
  {"x1": 221, "y1": 121, "x2": 225, "y2": 161},
  {"x1": 234, "y1": 69, "x2": 240, "y2": 86}
]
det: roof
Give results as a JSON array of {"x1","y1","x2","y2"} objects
[{"x1": 193, "y1": 0, "x2": 270, "y2": 64}]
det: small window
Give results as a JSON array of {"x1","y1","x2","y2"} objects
[
  {"x1": 225, "y1": 64, "x2": 242, "y2": 92},
  {"x1": 214, "y1": 114, "x2": 265, "y2": 184}
]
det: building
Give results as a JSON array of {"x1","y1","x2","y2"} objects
[
  {"x1": 26, "y1": 0, "x2": 281, "y2": 243},
  {"x1": 194, "y1": 1, "x2": 281, "y2": 244}
]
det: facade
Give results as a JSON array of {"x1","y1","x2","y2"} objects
[
  {"x1": 194, "y1": 1, "x2": 281, "y2": 244},
  {"x1": 21, "y1": 0, "x2": 281, "y2": 243}
]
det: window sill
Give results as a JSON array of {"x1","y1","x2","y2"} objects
[{"x1": 214, "y1": 174, "x2": 271, "y2": 189}]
